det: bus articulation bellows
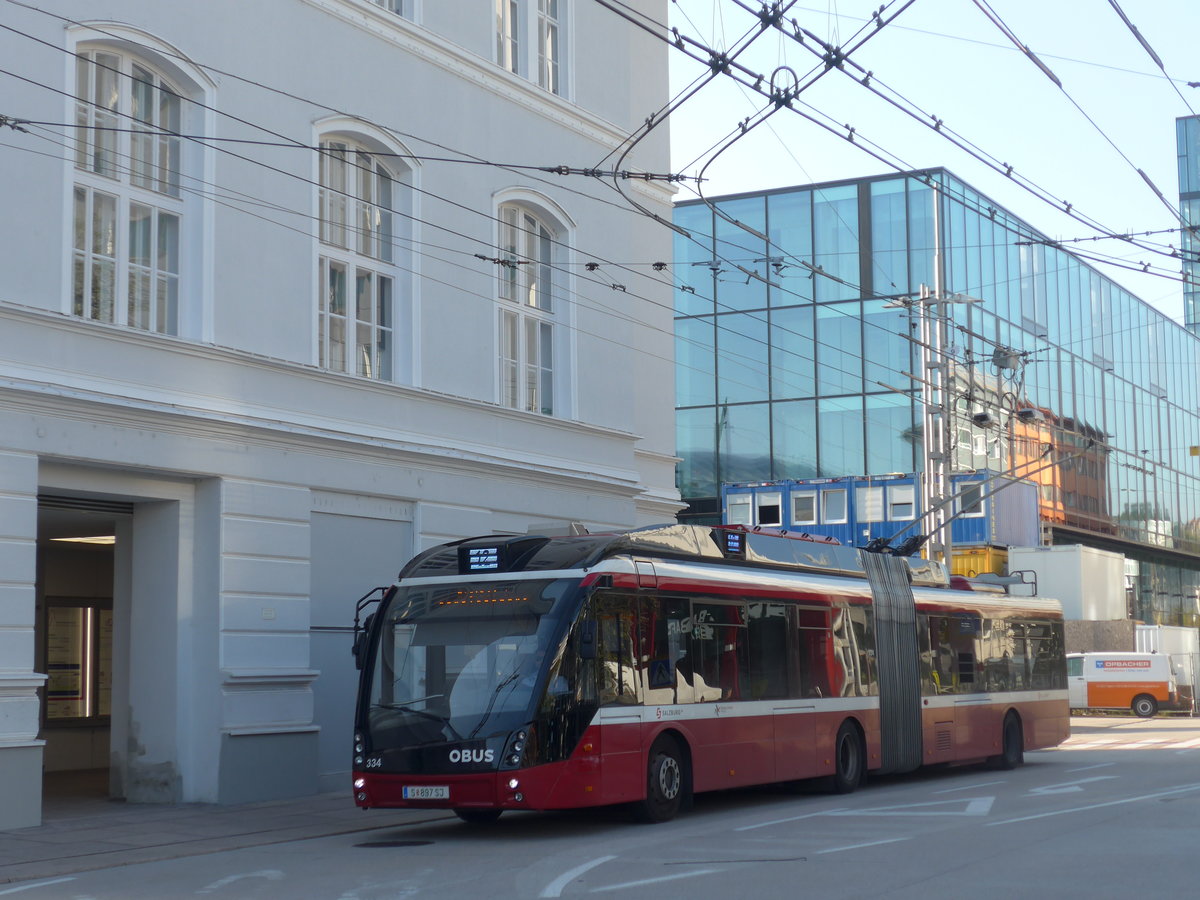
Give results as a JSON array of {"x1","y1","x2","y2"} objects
[{"x1": 351, "y1": 525, "x2": 1069, "y2": 823}]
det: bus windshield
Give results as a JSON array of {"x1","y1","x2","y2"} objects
[{"x1": 367, "y1": 578, "x2": 578, "y2": 746}]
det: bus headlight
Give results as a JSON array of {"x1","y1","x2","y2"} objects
[{"x1": 500, "y1": 725, "x2": 533, "y2": 769}]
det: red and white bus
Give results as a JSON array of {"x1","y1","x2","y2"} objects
[{"x1": 351, "y1": 525, "x2": 1069, "y2": 823}]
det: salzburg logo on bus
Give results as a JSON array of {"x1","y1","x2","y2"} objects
[{"x1": 449, "y1": 748, "x2": 495, "y2": 763}]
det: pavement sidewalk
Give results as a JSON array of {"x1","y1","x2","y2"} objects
[{"x1": 0, "y1": 789, "x2": 451, "y2": 886}]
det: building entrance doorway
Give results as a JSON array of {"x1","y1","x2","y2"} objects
[{"x1": 36, "y1": 494, "x2": 130, "y2": 813}]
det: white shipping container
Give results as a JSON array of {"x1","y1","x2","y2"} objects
[
  {"x1": 1136, "y1": 624, "x2": 1200, "y2": 656},
  {"x1": 1008, "y1": 545, "x2": 1125, "y2": 620}
]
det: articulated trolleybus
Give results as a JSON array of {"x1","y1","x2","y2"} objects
[{"x1": 351, "y1": 525, "x2": 1068, "y2": 823}]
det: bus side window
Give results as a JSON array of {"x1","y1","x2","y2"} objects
[
  {"x1": 916, "y1": 614, "x2": 936, "y2": 695},
  {"x1": 980, "y1": 619, "x2": 1013, "y2": 692},
  {"x1": 796, "y1": 607, "x2": 831, "y2": 698},
  {"x1": 1012, "y1": 624, "x2": 1032, "y2": 696},
  {"x1": 929, "y1": 616, "x2": 955, "y2": 693},
  {"x1": 829, "y1": 604, "x2": 874, "y2": 698},
  {"x1": 1047, "y1": 622, "x2": 1066, "y2": 689},
  {"x1": 638, "y1": 596, "x2": 693, "y2": 705},
  {"x1": 596, "y1": 593, "x2": 641, "y2": 706},
  {"x1": 690, "y1": 602, "x2": 748, "y2": 702},
  {"x1": 747, "y1": 601, "x2": 790, "y2": 700},
  {"x1": 846, "y1": 605, "x2": 877, "y2": 696}
]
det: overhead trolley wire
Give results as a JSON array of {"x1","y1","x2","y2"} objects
[{"x1": 970, "y1": 0, "x2": 1183, "y2": 227}]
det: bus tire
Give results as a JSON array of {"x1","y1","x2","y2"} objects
[
  {"x1": 829, "y1": 721, "x2": 864, "y2": 794},
  {"x1": 1132, "y1": 694, "x2": 1158, "y2": 718},
  {"x1": 988, "y1": 713, "x2": 1023, "y2": 770},
  {"x1": 454, "y1": 808, "x2": 502, "y2": 825},
  {"x1": 636, "y1": 736, "x2": 686, "y2": 823}
]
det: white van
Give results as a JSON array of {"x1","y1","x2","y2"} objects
[{"x1": 1067, "y1": 652, "x2": 1177, "y2": 717}]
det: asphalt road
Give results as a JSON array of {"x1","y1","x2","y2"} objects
[{"x1": 8, "y1": 716, "x2": 1200, "y2": 899}]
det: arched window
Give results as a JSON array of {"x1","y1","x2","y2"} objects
[
  {"x1": 497, "y1": 202, "x2": 566, "y2": 415},
  {"x1": 72, "y1": 49, "x2": 185, "y2": 334},
  {"x1": 317, "y1": 136, "x2": 405, "y2": 381}
]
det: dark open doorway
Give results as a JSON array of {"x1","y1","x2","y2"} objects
[{"x1": 36, "y1": 494, "x2": 130, "y2": 814}]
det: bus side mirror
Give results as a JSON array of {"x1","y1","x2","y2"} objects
[
  {"x1": 579, "y1": 621, "x2": 597, "y2": 660},
  {"x1": 353, "y1": 613, "x2": 375, "y2": 670}
]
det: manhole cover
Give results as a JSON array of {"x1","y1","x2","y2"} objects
[{"x1": 355, "y1": 840, "x2": 434, "y2": 848}]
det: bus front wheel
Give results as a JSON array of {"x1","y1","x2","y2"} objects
[
  {"x1": 1132, "y1": 695, "x2": 1158, "y2": 718},
  {"x1": 829, "y1": 721, "x2": 864, "y2": 794},
  {"x1": 636, "y1": 736, "x2": 686, "y2": 823}
]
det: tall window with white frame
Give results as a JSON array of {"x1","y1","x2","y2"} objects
[
  {"x1": 537, "y1": 0, "x2": 561, "y2": 94},
  {"x1": 496, "y1": 0, "x2": 520, "y2": 75},
  {"x1": 495, "y1": 0, "x2": 565, "y2": 96},
  {"x1": 72, "y1": 50, "x2": 182, "y2": 334},
  {"x1": 318, "y1": 138, "x2": 397, "y2": 381},
  {"x1": 498, "y1": 204, "x2": 556, "y2": 415}
]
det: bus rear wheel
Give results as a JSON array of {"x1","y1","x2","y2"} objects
[
  {"x1": 636, "y1": 736, "x2": 686, "y2": 823},
  {"x1": 829, "y1": 721, "x2": 864, "y2": 794},
  {"x1": 1132, "y1": 694, "x2": 1158, "y2": 718},
  {"x1": 988, "y1": 713, "x2": 1023, "y2": 770},
  {"x1": 454, "y1": 808, "x2": 502, "y2": 825}
]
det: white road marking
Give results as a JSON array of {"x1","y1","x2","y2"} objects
[
  {"x1": 934, "y1": 780, "x2": 1006, "y2": 794},
  {"x1": 337, "y1": 885, "x2": 418, "y2": 900},
  {"x1": 540, "y1": 856, "x2": 617, "y2": 898},
  {"x1": 734, "y1": 808, "x2": 845, "y2": 831},
  {"x1": 1028, "y1": 775, "x2": 1118, "y2": 795},
  {"x1": 591, "y1": 870, "x2": 717, "y2": 893},
  {"x1": 1065, "y1": 763, "x2": 1116, "y2": 772},
  {"x1": 196, "y1": 870, "x2": 284, "y2": 894},
  {"x1": 0, "y1": 880, "x2": 76, "y2": 896},
  {"x1": 1062, "y1": 737, "x2": 1200, "y2": 751},
  {"x1": 988, "y1": 782, "x2": 1200, "y2": 826},
  {"x1": 817, "y1": 837, "x2": 911, "y2": 854},
  {"x1": 826, "y1": 797, "x2": 994, "y2": 816}
]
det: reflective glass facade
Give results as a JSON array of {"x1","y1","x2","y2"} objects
[
  {"x1": 1178, "y1": 116, "x2": 1200, "y2": 334},
  {"x1": 675, "y1": 169, "x2": 1200, "y2": 628}
]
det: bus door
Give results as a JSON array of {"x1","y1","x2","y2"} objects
[
  {"x1": 926, "y1": 615, "x2": 979, "y2": 758},
  {"x1": 593, "y1": 591, "x2": 642, "y2": 803},
  {"x1": 689, "y1": 601, "x2": 765, "y2": 787},
  {"x1": 761, "y1": 603, "x2": 814, "y2": 782}
]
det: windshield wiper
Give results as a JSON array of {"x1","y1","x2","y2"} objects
[
  {"x1": 468, "y1": 669, "x2": 523, "y2": 739},
  {"x1": 373, "y1": 698, "x2": 463, "y2": 741},
  {"x1": 393, "y1": 693, "x2": 444, "y2": 707}
]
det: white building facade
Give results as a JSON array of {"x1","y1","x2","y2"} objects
[{"x1": 0, "y1": 0, "x2": 677, "y2": 828}]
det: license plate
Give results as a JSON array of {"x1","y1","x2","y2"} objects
[{"x1": 402, "y1": 785, "x2": 449, "y2": 800}]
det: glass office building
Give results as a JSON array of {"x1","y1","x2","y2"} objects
[
  {"x1": 1179, "y1": 115, "x2": 1200, "y2": 334},
  {"x1": 674, "y1": 168, "x2": 1200, "y2": 627}
]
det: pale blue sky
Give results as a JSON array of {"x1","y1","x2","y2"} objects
[{"x1": 667, "y1": 0, "x2": 1199, "y2": 319}]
